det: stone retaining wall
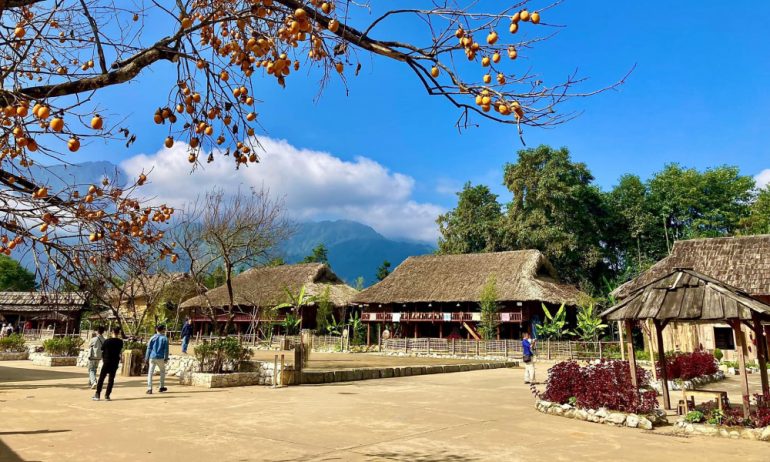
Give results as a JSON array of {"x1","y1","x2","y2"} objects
[
  {"x1": 535, "y1": 399, "x2": 668, "y2": 430},
  {"x1": 0, "y1": 351, "x2": 28, "y2": 360},
  {"x1": 188, "y1": 372, "x2": 263, "y2": 388},
  {"x1": 301, "y1": 361, "x2": 518, "y2": 385},
  {"x1": 31, "y1": 355, "x2": 77, "y2": 367},
  {"x1": 652, "y1": 371, "x2": 725, "y2": 393},
  {"x1": 673, "y1": 420, "x2": 770, "y2": 441}
]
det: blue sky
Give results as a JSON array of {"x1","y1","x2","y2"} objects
[{"x1": 75, "y1": 1, "x2": 770, "y2": 242}]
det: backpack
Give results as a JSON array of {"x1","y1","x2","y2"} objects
[{"x1": 89, "y1": 336, "x2": 104, "y2": 360}]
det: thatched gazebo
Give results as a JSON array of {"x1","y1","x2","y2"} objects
[
  {"x1": 353, "y1": 250, "x2": 583, "y2": 340},
  {"x1": 601, "y1": 268, "x2": 770, "y2": 417},
  {"x1": 180, "y1": 263, "x2": 358, "y2": 333}
]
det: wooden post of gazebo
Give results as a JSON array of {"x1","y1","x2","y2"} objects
[
  {"x1": 653, "y1": 319, "x2": 671, "y2": 410},
  {"x1": 624, "y1": 320, "x2": 638, "y2": 389},
  {"x1": 729, "y1": 319, "x2": 751, "y2": 418},
  {"x1": 752, "y1": 313, "x2": 769, "y2": 395}
]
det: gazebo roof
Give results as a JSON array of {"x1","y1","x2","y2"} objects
[{"x1": 601, "y1": 268, "x2": 770, "y2": 322}]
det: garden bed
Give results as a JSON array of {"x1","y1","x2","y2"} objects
[
  {"x1": 535, "y1": 399, "x2": 667, "y2": 430},
  {"x1": 673, "y1": 421, "x2": 770, "y2": 441},
  {"x1": 652, "y1": 371, "x2": 725, "y2": 392},
  {"x1": 0, "y1": 351, "x2": 28, "y2": 361},
  {"x1": 32, "y1": 355, "x2": 77, "y2": 367}
]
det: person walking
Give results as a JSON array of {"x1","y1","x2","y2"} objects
[
  {"x1": 522, "y1": 331, "x2": 537, "y2": 384},
  {"x1": 146, "y1": 325, "x2": 169, "y2": 394},
  {"x1": 93, "y1": 327, "x2": 124, "y2": 401},
  {"x1": 87, "y1": 327, "x2": 106, "y2": 388},
  {"x1": 180, "y1": 318, "x2": 193, "y2": 354}
]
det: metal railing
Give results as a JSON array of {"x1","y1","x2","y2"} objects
[
  {"x1": 380, "y1": 338, "x2": 622, "y2": 360},
  {"x1": 361, "y1": 311, "x2": 523, "y2": 323}
]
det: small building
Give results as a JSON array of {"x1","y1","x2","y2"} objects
[
  {"x1": 179, "y1": 263, "x2": 358, "y2": 334},
  {"x1": 0, "y1": 292, "x2": 88, "y2": 334},
  {"x1": 612, "y1": 235, "x2": 770, "y2": 360},
  {"x1": 352, "y1": 250, "x2": 583, "y2": 340}
]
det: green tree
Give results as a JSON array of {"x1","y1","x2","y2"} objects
[
  {"x1": 276, "y1": 285, "x2": 316, "y2": 331},
  {"x1": 741, "y1": 186, "x2": 770, "y2": 235},
  {"x1": 267, "y1": 257, "x2": 286, "y2": 267},
  {"x1": 302, "y1": 243, "x2": 329, "y2": 264},
  {"x1": 354, "y1": 276, "x2": 365, "y2": 291},
  {"x1": 315, "y1": 286, "x2": 332, "y2": 334},
  {"x1": 437, "y1": 182, "x2": 504, "y2": 254},
  {"x1": 204, "y1": 266, "x2": 226, "y2": 289},
  {"x1": 477, "y1": 275, "x2": 499, "y2": 340},
  {"x1": 0, "y1": 256, "x2": 36, "y2": 291},
  {"x1": 573, "y1": 303, "x2": 607, "y2": 341},
  {"x1": 503, "y1": 145, "x2": 608, "y2": 289},
  {"x1": 375, "y1": 260, "x2": 392, "y2": 281}
]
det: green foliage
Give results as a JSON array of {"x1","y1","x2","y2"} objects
[
  {"x1": 536, "y1": 303, "x2": 571, "y2": 340},
  {"x1": 42, "y1": 336, "x2": 84, "y2": 356},
  {"x1": 635, "y1": 350, "x2": 650, "y2": 361},
  {"x1": 124, "y1": 340, "x2": 146, "y2": 356},
  {"x1": 267, "y1": 257, "x2": 286, "y2": 267},
  {"x1": 204, "y1": 266, "x2": 226, "y2": 289},
  {"x1": 713, "y1": 348, "x2": 723, "y2": 361},
  {"x1": 315, "y1": 286, "x2": 332, "y2": 334},
  {"x1": 706, "y1": 409, "x2": 725, "y2": 425},
  {"x1": 437, "y1": 182, "x2": 504, "y2": 254},
  {"x1": 0, "y1": 334, "x2": 26, "y2": 352},
  {"x1": 685, "y1": 410, "x2": 704, "y2": 423},
  {"x1": 573, "y1": 303, "x2": 607, "y2": 341},
  {"x1": 348, "y1": 312, "x2": 366, "y2": 346},
  {"x1": 354, "y1": 276, "x2": 365, "y2": 291},
  {"x1": 281, "y1": 313, "x2": 302, "y2": 335},
  {"x1": 0, "y1": 255, "x2": 36, "y2": 291},
  {"x1": 503, "y1": 146, "x2": 607, "y2": 289},
  {"x1": 302, "y1": 243, "x2": 329, "y2": 264},
  {"x1": 375, "y1": 260, "x2": 391, "y2": 281},
  {"x1": 325, "y1": 313, "x2": 344, "y2": 336},
  {"x1": 477, "y1": 275, "x2": 499, "y2": 340},
  {"x1": 741, "y1": 186, "x2": 770, "y2": 235},
  {"x1": 194, "y1": 337, "x2": 252, "y2": 373}
]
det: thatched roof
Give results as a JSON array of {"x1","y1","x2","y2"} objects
[
  {"x1": 353, "y1": 250, "x2": 583, "y2": 305},
  {"x1": 0, "y1": 292, "x2": 88, "y2": 313},
  {"x1": 612, "y1": 235, "x2": 770, "y2": 299},
  {"x1": 108, "y1": 272, "x2": 194, "y2": 302},
  {"x1": 179, "y1": 263, "x2": 357, "y2": 310},
  {"x1": 601, "y1": 268, "x2": 770, "y2": 322}
]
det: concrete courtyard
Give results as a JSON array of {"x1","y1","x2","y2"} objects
[{"x1": 1, "y1": 359, "x2": 769, "y2": 462}]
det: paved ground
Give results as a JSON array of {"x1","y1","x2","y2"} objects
[{"x1": 2, "y1": 360, "x2": 769, "y2": 462}]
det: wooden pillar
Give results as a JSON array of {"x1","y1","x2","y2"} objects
[
  {"x1": 624, "y1": 320, "x2": 638, "y2": 389},
  {"x1": 752, "y1": 314, "x2": 769, "y2": 395},
  {"x1": 618, "y1": 321, "x2": 626, "y2": 361},
  {"x1": 653, "y1": 319, "x2": 671, "y2": 410},
  {"x1": 366, "y1": 323, "x2": 371, "y2": 347},
  {"x1": 439, "y1": 323, "x2": 443, "y2": 339},
  {"x1": 730, "y1": 319, "x2": 751, "y2": 418},
  {"x1": 414, "y1": 323, "x2": 419, "y2": 339}
]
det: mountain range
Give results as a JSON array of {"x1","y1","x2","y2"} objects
[{"x1": 24, "y1": 162, "x2": 435, "y2": 286}]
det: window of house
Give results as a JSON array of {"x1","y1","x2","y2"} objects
[{"x1": 713, "y1": 327, "x2": 735, "y2": 350}]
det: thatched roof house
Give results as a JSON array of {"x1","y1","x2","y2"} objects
[
  {"x1": 0, "y1": 292, "x2": 88, "y2": 332},
  {"x1": 354, "y1": 250, "x2": 582, "y2": 305},
  {"x1": 612, "y1": 235, "x2": 770, "y2": 301},
  {"x1": 610, "y1": 235, "x2": 770, "y2": 362},
  {"x1": 180, "y1": 263, "x2": 357, "y2": 310},
  {"x1": 353, "y1": 250, "x2": 583, "y2": 340}
]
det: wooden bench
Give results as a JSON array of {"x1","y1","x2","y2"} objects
[{"x1": 680, "y1": 389, "x2": 729, "y2": 414}]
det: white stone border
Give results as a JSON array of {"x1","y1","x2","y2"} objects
[
  {"x1": 652, "y1": 371, "x2": 725, "y2": 393},
  {"x1": 535, "y1": 399, "x2": 667, "y2": 430},
  {"x1": 674, "y1": 420, "x2": 770, "y2": 441},
  {"x1": 31, "y1": 355, "x2": 77, "y2": 367}
]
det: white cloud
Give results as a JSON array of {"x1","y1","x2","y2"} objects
[
  {"x1": 756, "y1": 169, "x2": 770, "y2": 189},
  {"x1": 120, "y1": 137, "x2": 443, "y2": 242}
]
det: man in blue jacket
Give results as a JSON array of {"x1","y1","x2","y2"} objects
[
  {"x1": 145, "y1": 325, "x2": 169, "y2": 394},
  {"x1": 180, "y1": 318, "x2": 193, "y2": 354}
]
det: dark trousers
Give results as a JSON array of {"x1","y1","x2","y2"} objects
[{"x1": 96, "y1": 363, "x2": 118, "y2": 397}]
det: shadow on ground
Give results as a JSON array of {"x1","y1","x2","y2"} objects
[
  {"x1": 361, "y1": 451, "x2": 480, "y2": 462},
  {"x1": 0, "y1": 365, "x2": 83, "y2": 384}
]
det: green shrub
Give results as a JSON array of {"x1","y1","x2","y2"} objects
[
  {"x1": 635, "y1": 350, "x2": 650, "y2": 361},
  {"x1": 0, "y1": 334, "x2": 26, "y2": 352},
  {"x1": 684, "y1": 410, "x2": 704, "y2": 423},
  {"x1": 42, "y1": 336, "x2": 84, "y2": 356},
  {"x1": 194, "y1": 337, "x2": 252, "y2": 373},
  {"x1": 713, "y1": 348, "x2": 723, "y2": 361},
  {"x1": 124, "y1": 340, "x2": 146, "y2": 356}
]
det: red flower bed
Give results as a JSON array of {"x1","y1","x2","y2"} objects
[
  {"x1": 542, "y1": 360, "x2": 658, "y2": 414},
  {"x1": 656, "y1": 351, "x2": 718, "y2": 380},
  {"x1": 694, "y1": 393, "x2": 770, "y2": 428}
]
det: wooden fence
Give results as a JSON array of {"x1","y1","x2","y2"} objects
[{"x1": 380, "y1": 338, "x2": 622, "y2": 360}]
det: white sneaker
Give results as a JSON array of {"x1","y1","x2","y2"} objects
[{"x1": 90, "y1": 383, "x2": 96, "y2": 389}]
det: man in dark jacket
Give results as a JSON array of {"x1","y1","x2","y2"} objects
[
  {"x1": 93, "y1": 327, "x2": 124, "y2": 401},
  {"x1": 181, "y1": 319, "x2": 193, "y2": 354}
]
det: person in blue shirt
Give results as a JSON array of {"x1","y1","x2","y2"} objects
[
  {"x1": 145, "y1": 325, "x2": 170, "y2": 394},
  {"x1": 522, "y1": 331, "x2": 537, "y2": 384},
  {"x1": 180, "y1": 318, "x2": 193, "y2": 354}
]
